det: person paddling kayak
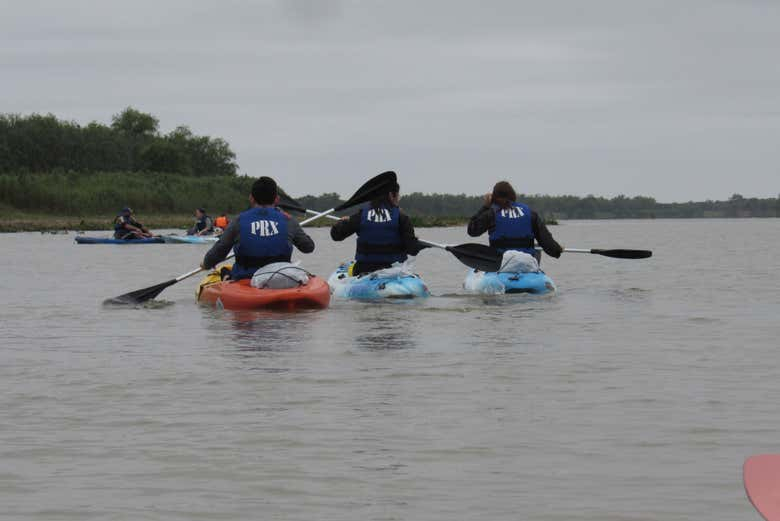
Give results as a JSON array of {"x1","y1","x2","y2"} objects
[
  {"x1": 114, "y1": 207, "x2": 154, "y2": 240},
  {"x1": 188, "y1": 208, "x2": 214, "y2": 236},
  {"x1": 467, "y1": 181, "x2": 563, "y2": 263},
  {"x1": 330, "y1": 179, "x2": 423, "y2": 275},
  {"x1": 201, "y1": 177, "x2": 315, "y2": 279},
  {"x1": 214, "y1": 213, "x2": 230, "y2": 231}
]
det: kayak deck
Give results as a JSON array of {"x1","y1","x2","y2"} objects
[
  {"x1": 328, "y1": 263, "x2": 430, "y2": 300},
  {"x1": 463, "y1": 269, "x2": 556, "y2": 295},
  {"x1": 197, "y1": 276, "x2": 330, "y2": 311},
  {"x1": 75, "y1": 236, "x2": 164, "y2": 244}
]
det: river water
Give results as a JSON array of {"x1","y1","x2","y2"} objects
[{"x1": 1, "y1": 219, "x2": 778, "y2": 520}]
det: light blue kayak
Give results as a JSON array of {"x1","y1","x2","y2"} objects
[
  {"x1": 463, "y1": 269, "x2": 556, "y2": 295},
  {"x1": 327, "y1": 262, "x2": 430, "y2": 300},
  {"x1": 162, "y1": 235, "x2": 219, "y2": 244},
  {"x1": 75, "y1": 236, "x2": 164, "y2": 244}
]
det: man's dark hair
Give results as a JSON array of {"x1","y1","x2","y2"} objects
[{"x1": 252, "y1": 177, "x2": 278, "y2": 205}]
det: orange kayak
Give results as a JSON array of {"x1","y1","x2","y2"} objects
[{"x1": 197, "y1": 276, "x2": 330, "y2": 311}]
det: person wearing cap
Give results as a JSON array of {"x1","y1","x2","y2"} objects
[
  {"x1": 467, "y1": 181, "x2": 562, "y2": 263},
  {"x1": 113, "y1": 207, "x2": 154, "y2": 240},
  {"x1": 188, "y1": 208, "x2": 214, "y2": 236},
  {"x1": 201, "y1": 177, "x2": 315, "y2": 280},
  {"x1": 329, "y1": 179, "x2": 423, "y2": 275}
]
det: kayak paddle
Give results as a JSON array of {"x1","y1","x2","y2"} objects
[
  {"x1": 103, "y1": 253, "x2": 235, "y2": 306},
  {"x1": 417, "y1": 240, "x2": 503, "y2": 272},
  {"x1": 744, "y1": 454, "x2": 780, "y2": 521},
  {"x1": 298, "y1": 170, "x2": 398, "y2": 225},
  {"x1": 554, "y1": 248, "x2": 652, "y2": 259}
]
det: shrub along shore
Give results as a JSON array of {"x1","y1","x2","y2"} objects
[{"x1": 0, "y1": 171, "x2": 777, "y2": 232}]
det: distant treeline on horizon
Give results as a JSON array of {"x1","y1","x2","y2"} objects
[{"x1": 0, "y1": 109, "x2": 777, "y2": 219}]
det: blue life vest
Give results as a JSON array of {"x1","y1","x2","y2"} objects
[
  {"x1": 355, "y1": 204, "x2": 406, "y2": 265},
  {"x1": 232, "y1": 207, "x2": 292, "y2": 280},
  {"x1": 489, "y1": 202, "x2": 536, "y2": 256}
]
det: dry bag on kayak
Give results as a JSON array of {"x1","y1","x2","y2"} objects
[
  {"x1": 498, "y1": 250, "x2": 539, "y2": 273},
  {"x1": 250, "y1": 262, "x2": 310, "y2": 289}
]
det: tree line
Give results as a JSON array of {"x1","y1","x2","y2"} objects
[
  {"x1": 0, "y1": 108, "x2": 237, "y2": 177},
  {"x1": 300, "y1": 192, "x2": 779, "y2": 219}
]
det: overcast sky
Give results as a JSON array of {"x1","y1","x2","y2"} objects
[{"x1": 2, "y1": 0, "x2": 778, "y2": 201}]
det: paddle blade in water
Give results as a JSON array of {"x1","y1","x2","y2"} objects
[
  {"x1": 744, "y1": 454, "x2": 780, "y2": 521},
  {"x1": 335, "y1": 171, "x2": 397, "y2": 211},
  {"x1": 447, "y1": 243, "x2": 503, "y2": 272},
  {"x1": 103, "y1": 278, "x2": 177, "y2": 306},
  {"x1": 591, "y1": 248, "x2": 653, "y2": 259}
]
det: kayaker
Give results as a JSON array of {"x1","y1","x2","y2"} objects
[
  {"x1": 188, "y1": 208, "x2": 214, "y2": 236},
  {"x1": 467, "y1": 181, "x2": 563, "y2": 262},
  {"x1": 113, "y1": 207, "x2": 154, "y2": 240},
  {"x1": 214, "y1": 213, "x2": 230, "y2": 231},
  {"x1": 201, "y1": 177, "x2": 315, "y2": 279},
  {"x1": 330, "y1": 180, "x2": 423, "y2": 275}
]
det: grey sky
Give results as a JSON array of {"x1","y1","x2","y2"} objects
[{"x1": 2, "y1": 0, "x2": 778, "y2": 201}]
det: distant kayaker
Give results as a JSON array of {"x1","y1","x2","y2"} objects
[
  {"x1": 201, "y1": 177, "x2": 315, "y2": 279},
  {"x1": 467, "y1": 181, "x2": 563, "y2": 262},
  {"x1": 330, "y1": 180, "x2": 423, "y2": 275},
  {"x1": 188, "y1": 208, "x2": 214, "y2": 236},
  {"x1": 113, "y1": 207, "x2": 154, "y2": 240},
  {"x1": 214, "y1": 213, "x2": 230, "y2": 231}
]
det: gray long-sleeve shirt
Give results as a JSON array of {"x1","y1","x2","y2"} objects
[{"x1": 202, "y1": 209, "x2": 315, "y2": 269}]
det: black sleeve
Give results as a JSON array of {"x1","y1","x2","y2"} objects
[
  {"x1": 202, "y1": 218, "x2": 240, "y2": 269},
  {"x1": 467, "y1": 206, "x2": 494, "y2": 237},
  {"x1": 287, "y1": 216, "x2": 315, "y2": 254},
  {"x1": 329, "y1": 210, "x2": 361, "y2": 241},
  {"x1": 399, "y1": 213, "x2": 424, "y2": 255},
  {"x1": 531, "y1": 211, "x2": 563, "y2": 258}
]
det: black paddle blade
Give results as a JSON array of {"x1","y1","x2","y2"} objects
[
  {"x1": 447, "y1": 243, "x2": 503, "y2": 272},
  {"x1": 103, "y1": 278, "x2": 178, "y2": 306},
  {"x1": 334, "y1": 171, "x2": 398, "y2": 211},
  {"x1": 277, "y1": 192, "x2": 307, "y2": 214},
  {"x1": 592, "y1": 248, "x2": 652, "y2": 259}
]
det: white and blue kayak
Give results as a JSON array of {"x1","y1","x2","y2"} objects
[
  {"x1": 328, "y1": 262, "x2": 430, "y2": 300},
  {"x1": 75, "y1": 236, "x2": 164, "y2": 244},
  {"x1": 162, "y1": 235, "x2": 219, "y2": 244},
  {"x1": 463, "y1": 269, "x2": 556, "y2": 295}
]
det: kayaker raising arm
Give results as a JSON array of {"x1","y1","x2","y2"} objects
[
  {"x1": 330, "y1": 179, "x2": 423, "y2": 275},
  {"x1": 188, "y1": 208, "x2": 214, "y2": 236},
  {"x1": 114, "y1": 207, "x2": 154, "y2": 240},
  {"x1": 201, "y1": 177, "x2": 315, "y2": 279},
  {"x1": 467, "y1": 181, "x2": 563, "y2": 263}
]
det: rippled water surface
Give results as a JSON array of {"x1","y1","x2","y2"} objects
[{"x1": 2, "y1": 220, "x2": 779, "y2": 520}]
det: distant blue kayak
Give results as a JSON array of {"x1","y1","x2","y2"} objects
[
  {"x1": 463, "y1": 269, "x2": 556, "y2": 295},
  {"x1": 75, "y1": 236, "x2": 164, "y2": 244},
  {"x1": 327, "y1": 262, "x2": 430, "y2": 300},
  {"x1": 162, "y1": 235, "x2": 218, "y2": 244}
]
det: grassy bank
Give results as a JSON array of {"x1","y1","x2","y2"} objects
[
  {"x1": 0, "y1": 211, "x2": 196, "y2": 232},
  {"x1": 0, "y1": 212, "x2": 480, "y2": 232}
]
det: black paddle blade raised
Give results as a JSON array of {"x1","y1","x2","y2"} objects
[
  {"x1": 591, "y1": 248, "x2": 652, "y2": 259},
  {"x1": 335, "y1": 171, "x2": 398, "y2": 211},
  {"x1": 277, "y1": 192, "x2": 308, "y2": 214},
  {"x1": 447, "y1": 243, "x2": 503, "y2": 272},
  {"x1": 103, "y1": 278, "x2": 178, "y2": 306}
]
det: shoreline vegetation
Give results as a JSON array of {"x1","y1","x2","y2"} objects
[{"x1": 1, "y1": 108, "x2": 778, "y2": 232}]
